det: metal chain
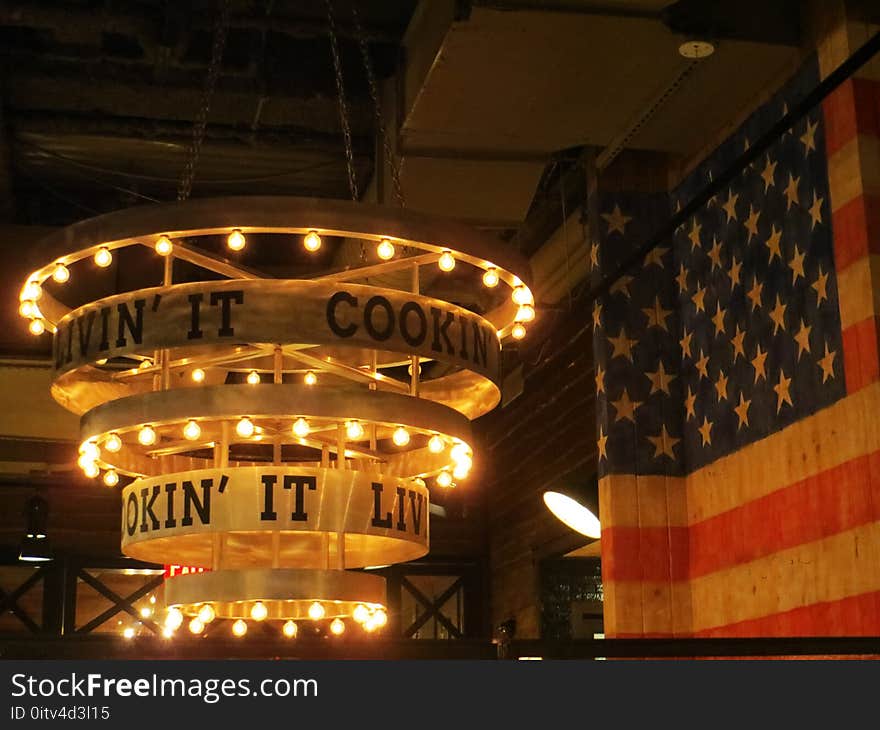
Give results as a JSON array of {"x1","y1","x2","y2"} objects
[
  {"x1": 351, "y1": 2, "x2": 405, "y2": 207},
  {"x1": 325, "y1": 0, "x2": 359, "y2": 201},
  {"x1": 177, "y1": 0, "x2": 231, "y2": 201}
]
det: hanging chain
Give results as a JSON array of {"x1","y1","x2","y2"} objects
[
  {"x1": 177, "y1": 0, "x2": 231, "y2": 201},
  {"x1": 326, "y1": 0, "x2": 359, "y2": 201},
  {"x1": 351, "y1": 2, "x2": 405, "y2": 207}
]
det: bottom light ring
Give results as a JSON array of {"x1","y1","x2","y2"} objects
[{"x1": 164, "y1": 567, "x2": 386, "y2": 621}]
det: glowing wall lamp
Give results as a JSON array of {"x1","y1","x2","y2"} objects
[
  {"x1": 543, "y1": 473, "x2": 600, "y2": 539},
  {"x1": 19, "y1": 494, "x2": 53, "y2": 562}
]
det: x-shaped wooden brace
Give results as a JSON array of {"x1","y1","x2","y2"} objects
[
  {"x1": 75, "y1": 569, "x2": 164, "y2": 635},
  {"x1": 0, "y1": 567, "x2": 47, "y2": 633},
  {"x1": 401, "y1": 575, "x2": 464, "y2": 639}
]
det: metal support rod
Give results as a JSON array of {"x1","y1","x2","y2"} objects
[
  {"x1": 322, "y1": 533, "x2": 330, "y2": 570},
  {"x1": 337, "y1": 423, "x2": 346, "y2": 470},
  {"x1": 271, "y1": 532, "x2": 280, "y2": 569},
  {"x1": 321, "y1": 444, "x2": 330, "y2": 468},
  {"x1": 337, "y1": 532, "x2": 345, "y2": 570},
  {"x1": 220, "y1": 421, "x2": 230, "y2": 468},
  {"x1": 273, "y1": 345, "x2": 282, "y2": 384},
  {"x1": 410, "y1": 261, "x2": 420, "y2": 397},
  {"x1": 212, "y1": 533, "x2": 222, "y2": 571}
]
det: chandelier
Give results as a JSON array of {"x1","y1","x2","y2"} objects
[{"x1": 18, "y1": 196, "x2": 534, "y2": 638}]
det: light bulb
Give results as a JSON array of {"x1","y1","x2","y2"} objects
[
  {"x1": 453, "y1": 463, "x2": 470, "y2": 480},
  {"x1": 308, "y1": 601, "x2": 325, "y2": 621},
  {"x1": 105, "y1": 433, "x2": 122, "y2": 453},
  {"x1": 139, "y1": 606, "x2": 153, "y2": 619},
  {"x1": 80, "y1": 441, "x2": 100, "y2": 460},
  {"x1": 250, "y1": 602, "x2": 268, "y2": 621},
  {"x1": 516, "y1": 304, "x2": 536, "y2": 323},
  {"x1": 451, "y1": 443, "x2": 471, "y2": 463},
  {"x1": 103, "y1": 469, "x2": 119, "y2": 487},
  {"x1": 304, "y1": 231, "x2": 322, "y2": 252},
  {"x1": 413, "y1": 477, "x2": 426, "y2": 489},
  {"x1": 94, "y1": 247, "x2": 113, "y2": 268},
  {"x1": 377, "y1": 238, "x2": 395, "y2": 260},
  {"x1": 162, "y1": 627, "x2": 174, "y2": 639},
  {"x1": 165, "y1": 608, "x2": 184, "y2": 631},
  {"x1": 19, "y1": 300, "x2": 35, "y2": 318},
  {"x1": 21, "y1": 281, "x2": 42, "y2": 301},
  {"x1": 149, "y1": 595, "x2": 156, "y2": 604},
  {"x1": 29, "y1": 319, "x2": 45, "y2": 336},
  {"x1": 392, "y1": 426, "x2": 410, "y2": 447},
  {"x1": 345, "y1": 421, "x2": 364, "y2": 440},
  {"x1": 438, "y1": 250, "x2": 455, "y2": 272},
  {"x1": 304, "y1": 370, "x2": 317, "y2": 386},
  {"x1": 191, "y1": 368, "x2": 206, "y2": 383},
  {"x1": 198, "y1": 604, "x2": 215, "y2": 624},
  {"x1": 352, "y1": 604, "x2": 370, "y2": 624},
  {"x1": 364, "y1": 615, "x2": 378, "y2": 632},
  {"x1": 246, "y1": 370, "x2": 261, "y2": 385},
  {"x1": 188, "y1": 617, "x2": 205, "y2": 635},
  {"x1": 138, "y1": 425, "x2": 157, "y2": 446},
  {"x1": 52, "y1": 263, "x2": 70, "y2": 283},
  {"x1": 183, "y1": 420, "x2": 201, "y2": 441},
  {"x1": 512, "y1": 286, "x2": 534, "y2": 306},
  {"x1": 232, "y1": 619, "x2": 248, "y2": 637},
  {"x1": 436, "y1": 471, "x2": 453, "y2": 488},
  {"x1": 227, "y1": 229, "x2": 246, "y2": 251},
  {"x1": 293, "y1": 418, "x2": 310, "y2": 438},
  {"x1": 428, "y1": 435, "x2": 445, "y2": 454},
  {"x1": 77, "y1": 454, "x2": 94, "y2": 470},
  {"x1": 123, "y1": 627, "x2": 135, "y2": 640},
  {"x1": 83, "y1": 462, "x2": 100, "y2": 479},
  {"x1": 235, "y1": 417, "x2": 255, "y2": 438},
  {"x1": 373, "y1": 608, "x2": 388, "y2": 627},
  {"x1": 283, "y1": 620, "x2": 298, "y2": 638},
  {"x1": 139, "y1": 359, "x2": 152, "y2": 370},
  {"x1": 512, "y1": 323, "x2": 527, "y2": 340},
  {"x1": 155, "y1": 235, "x2": 173, "y2": 256},
  {"x1": 330, "y1": 618, "x2": 346, "y2": 636},
  {"x1": 482, "y1": 267, "x2": 500, "y2": 288}
]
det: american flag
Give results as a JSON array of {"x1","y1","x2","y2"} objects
[{"x1": 593, "y1": 58, "x2": 845, "y2": 478}]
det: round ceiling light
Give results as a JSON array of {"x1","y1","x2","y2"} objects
[{"x1": 543, "y1": 491, "x2": 601, "y2": 539}]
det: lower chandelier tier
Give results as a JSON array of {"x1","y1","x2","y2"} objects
[{"x1": 165, "y1": 568, "x2": 386, "y2": 621}]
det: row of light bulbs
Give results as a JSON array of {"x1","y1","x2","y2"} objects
[
  {"x1": 20, "y1": 231, "x2": 535, "y2": 339},
  {"x1": 159, "y1": 602, "x2": 388, "y2": 638}
]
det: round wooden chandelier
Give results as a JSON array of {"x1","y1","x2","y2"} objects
[{"x1": 18, "y1": 196, "x2": 534, "y2": 638}]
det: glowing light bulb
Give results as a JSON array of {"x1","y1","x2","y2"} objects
[
  {"x1": 149, "y1": 595, "x2": 156, "y2": 604},
  {"x1": 330, "y1": 618, "x2": 345, "y2": 636},
  {"x1": 138, "y1": 425, "x2": 157, "y2": 446},
  {"x1": 516, "y1": 304, "x2": 536, "y2": 323},
  {"x1": 304, "y1": 370, "x2": 317, "y2": 386},
  {"x1": 165, "y1": 608, "x2": 184, "y2": 631},
  {"x1": 232, "y1": 619, "x2": 248, "y2": 637},
  {"x1": 345, "y1": 421, "x2": 364, "y2": 440},
  {"x1": 191, "y1": 368, "x2": 206, "y2": 383},
  {"x1": 94, "y1": 247, "x2": 113, "y2": 268},
  {"x1": 155, "y1": 235, "x2": 173, "y2": 256},
  {"x1": 19, "y1": 300, "x2": 35, "y2": 318},
  {"x1": 105, "y1": 433, "x2": 122, "y2": 453},
  {"x1": 250, "y1": 602, "x2": 268, "y2": 621},
  {"x1": 103, "y1": 470, "x2": 119, "y2": 487},
  {"x1": 436, "y1": 471, "x2": 453, "y2": 488},
  {"x1": 438, "y1": 250, "x2": 455, "y2": 272},
  {"x1": 140, "y1": 606, "x2": 153, "y2": 619},
  {"x1": 304, "y1": 231, "x2": 322, "y2": 252},
  {"x1": 428, "y1": 435, "x2": 445, "y2": 454},
  {"x1": 236, "y1": 417, "x2": 255, "y2": 438},
  {"x1": 482, "y1": 267, "x2": 500, "y2": 288},
  {"x1": 246, "y1": 370, "x2": 261, "y2": 385},
  {"x1": 353, "y1": 605, "x2": 370, "y2": 624},
  {"x1": 227, "y1": 229, "x2": 246, "y2": 251},
  {"x1": 308, "y1": 601, "x2": 325, "y2": 621},
  {"x1": 139, "y1": 359, "x2": 152, "y2": 370},
  {"x1": 83, "y1": 462, "x2": 100, "y2": 479},
  {"x1": 77, "y1": 454, "x2": 94, "y2": 471},
  {"x1": 364, "y1": 615, "x2": 378, "y2": 632},
  {"x1": 451, "y1": 443, "x2": 471, "y2": 463},
  {"x1": 183, "y1": 420, "x2": 201, "y2": 441},
  {"x1": 123, "y1": 627, "x2": 135, "y2": 639},
  {"x1": 80, "y1": 441, "x2": 100, "y2": 460},
  {"x1": 377, "y1": 238, "x2": 395, "y2": 260},
  {"x1": 512, "y1": 323, "x2": 527, "y2": 340},
  {"x1": 373, "y1": 609, "x2": 388, "y2": 627},
  {"x1": 29, "y1": 319, "x2": 45, "y2": 336},
  {"x1": 293, "y1": 418, "x2": 310, "y2": 438},
  {"x1": 282, "y1": 620, "x2": 298, "y2": 638},
  {"x1": 161, "y1": 627, "x2": 174, "y2": 639},
  {"x1": 52, "y1": 263, "x2": 70, "y2": 283},
  {"x1": 198, "y1": 604, "x2": 215, "y2": 624},
  {"x1": 188, "y1": 618, "x2": 205, "y2": 635},
  {"x1": 21, "y1": 281, "x2": 42, "y2": 301},
  {"x1": 512, "y1": 286, "x2": 534, "y2": 306},
  {"x1": 392, "y1": 426, "x2": 410, "y2": 447},
  {"x1": 453, "y1": 463, "x2": 470, "y2": 481}
]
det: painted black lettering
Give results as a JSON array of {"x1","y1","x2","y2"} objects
[
  {"x1": 261, "y1": 474, "x2": 278, "y2": 521},
  {"x1": 181, "y1": 479, "x2": 211, "y2": 526},
  {"x1": 472, "y1": 321, "x2": 489, "y2": 368},
  {"x1": 430, "y1": 307, "x2": 455, "y2": 354},
  {"x1": 371, "y1": 482, "x2": 393, "y2": 528},
  {"x1": 395, "y1": 487, "x2": 407, "y2": 531},
  {"x1": 284, "y1": 475, "x2": 317, "y2": 521},
  {"x1": 209, "y1": 290, "x2": 244, "y2": 337},
  {"x1": 139, "y1": 485, "x2": 161, "y2": 533},
  {"x1": 125, "y1": 492, "x2": 138, "y2": 537},
  {"x1": 399, "y1": 301, "x2": 427, "y2": 347},
  {"x1": 327, "y1": 291, "x2": 358, "y2": 338},
  {"x1": 115, "y1": 299, "x2": 145, "y2": 348},
  {"x1": 364, "y1": 296, "x2": 394, "y2": 341},
  {"x1": 98, "y1": 306, "x2": 111, "y2": 351},
  {"x1": 408, "y1": 491, "x2": 424, "y2": 535},
  {"x1": 164, "y1": 483, "x2": 177, "y2": 529},
  {"x1": 76, "y1": 310, "x2": 96, "y2": 358},
  {"x1": 187, "y1": 293, "x2": 204, "y2": 340}
]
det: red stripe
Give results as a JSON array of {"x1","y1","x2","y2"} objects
[
  {"x1": 601, "y1": 526, "x2": 689, "y2": 582},
  {"x1": 842, "y1": 315, "x2": 880, "y2": 394},
  {"x1": 832, "y1": 194, "x2": 880, "y2": 270},
  {"x1": 695, "y1": 590, "x2": 880, "y2": 637},
  {"x1": 689, "y1": 451, "x2": 878, "y2": 577},
  {"x1": 822, "y1": 78, "x2": 880, "y2": 156}
]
